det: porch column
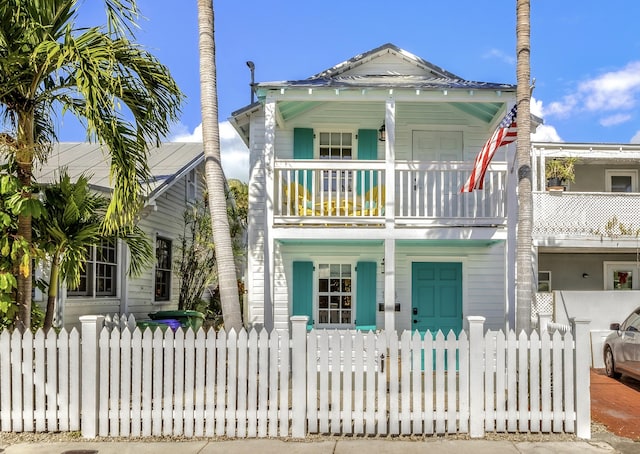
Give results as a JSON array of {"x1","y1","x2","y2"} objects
[
  {"x1": 384, "y1": 98, "x2": 396, "y2": 331},
  {"x1": 384, "y1": 239, "x2": 396, "y2": 331},
  {"x1": 264, "y1": 95, "x2": 276, "y2": 330},
  {"x1": 384, "y1": 98, "x2": 395, "y2": 228}
]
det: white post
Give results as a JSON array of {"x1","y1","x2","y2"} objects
[
  {"x1": 290, "y1": 316, "x2": 308, "y2": 437},
  {"x1": 467, "y1": 316, "x2": 485, "y2": 438},
  {"x1": 264, "y1": 95, "x2": 276, "y2": 331},
  {"x1": 80, "y1": 315, "x2": 104, "y2": 438},
  {"x1": 538, "y1": 313, "x2": 552, "y2": 334},
  {"x1": 383, "y1": 239, "x2": 396, "y2": 331},
  {"x1": 571, "y1": 318, "x2": 591, "y2": 439}
]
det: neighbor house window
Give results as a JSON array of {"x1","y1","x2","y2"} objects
[
  {"x1": 68, "y1": 239, "x2": 118, "y2": 297},
  {"x1": 604, "y1": 262, "x2": 639, "y2": 290},
  {"x1": 317, "y1": 263, "x2": 352, "y2": 325},
  {"x1": 606, "y1": 170, "x2": 637, "y2": 193},
  {"x1": 318, "y1": 131, "x2": 353, "y2": 192},
  {"x1": 186, "y1": 168, "x2": 198, "y2": 202},
  {"x1": 537, "y1": 270, "x2": 552, "y2": 292},
  {"x1": 155, "y1": 237, "x2": 172, "y2": 301}
]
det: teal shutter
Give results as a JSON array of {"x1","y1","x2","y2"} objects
[
  {"x1": 357, "y1": 129, "x2": 378, "y2": 194},
  {"x1": 292, "y1": 261, "x2": 314, "y2": 330},
  {"x1": 355, "y1": 261, "x2": 377, "y2": 331},
  {"x1": 293, "y1": 128, "x2": 314, "y2": 191}
]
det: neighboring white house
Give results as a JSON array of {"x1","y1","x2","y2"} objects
[
  {"x1": 33, "y1": 142, "x2": 206, "y2": 330},
  {"x1": 230, "y1": 43, "x2": 522, "y2": 333},
  {"x1": 531, "y1": 142, "x2": 640, "y2": 365}
]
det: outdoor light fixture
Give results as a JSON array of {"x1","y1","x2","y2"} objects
[{"x1": 378, "y1": 123, "x2": 386, "y2": 142}]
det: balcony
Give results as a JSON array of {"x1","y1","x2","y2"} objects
[
  {"x1": 533, "y1": 191, "x2": 640, "y2": 237},
  {"x1": 273, "y1": 160, "x2": 509, "y2": 227}
]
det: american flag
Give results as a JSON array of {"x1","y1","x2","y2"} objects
[{"x1": 460, "y1": 105, "x2": 517, "y2": 192}]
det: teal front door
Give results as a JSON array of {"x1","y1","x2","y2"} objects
[{"x1": 411, "y1": 262, "x2": 463, "y2": 335}]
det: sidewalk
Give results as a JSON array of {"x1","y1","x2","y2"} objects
[{"x1": 0, "y1": 436, "x2": 634, "y2": 454}]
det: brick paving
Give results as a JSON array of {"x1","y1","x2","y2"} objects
[{"x1": 591, "y1": 368, "x2": 640, "y2": 441}]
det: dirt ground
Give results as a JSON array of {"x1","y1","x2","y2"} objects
[{"x1": 590, "y1": 368, "x2": 640, "y2": 441}]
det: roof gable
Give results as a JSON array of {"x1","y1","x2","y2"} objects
[
  {"x1": 312, "y1": 43, "x2": 460, "y2": 79},
  {"x1": 255, "y1": 43, "x2": 514, "y2": 92}
]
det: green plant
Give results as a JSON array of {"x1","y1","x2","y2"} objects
[{"x1": 545, "y1": 157, "x2": 578, "y2": 184}]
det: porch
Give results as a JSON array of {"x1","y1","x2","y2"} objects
[
  {"x1": 533, "y1": 191, "x2": 640, "y2": 238},
  {"x1": 274, "y1": 160, "x2": 509, "y2": 227}
]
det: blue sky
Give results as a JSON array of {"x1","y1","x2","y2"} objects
[{"x1": 66, "y1": 0, "x2": 640, "y2": 182}]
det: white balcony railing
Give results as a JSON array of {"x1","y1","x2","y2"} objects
[
  {"x1": 274, "y1": 160, "x2": 509, "y2": 226},
  {"x1": 533, "y1": 191, "x2": 640, "y2": 237}
]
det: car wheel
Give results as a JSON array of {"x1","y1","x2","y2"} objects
[{"x1": 604, "y1": 346, "x2": 621, "y2": 379}]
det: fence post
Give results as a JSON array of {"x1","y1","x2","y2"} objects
[
  {"x1": 80, "y1": 315, "x2": 104, "y2": 439},
  {"x1": 467, "y1": 316, "x2": 485, "y2": 438},
  {"x1": 290, "y1": 316, "x2": 308, "y2": 438},
  {"x1": 538, "y1": 313, "x2": 551, "y2": 334},
  {"x1": 571, "y1": 318, "x2": 591, "y2": 439}
]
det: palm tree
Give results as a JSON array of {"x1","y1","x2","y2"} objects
[
  {"x1": 516, "y1": 0, "x2": 532, "y2": 333},
  {"x1": 197, "y1": 0, "x2": 243, "y2": 332},
  {"x1": 36, "y1": 171, "x2": 153, "y2": 330},
  {"x1": 0, "y1": 0, "x2": 183, "y2": 331}
]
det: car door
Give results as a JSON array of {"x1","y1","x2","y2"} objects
[{"x1": 620, "y1": 311, "x2": 640, "y2": 377}]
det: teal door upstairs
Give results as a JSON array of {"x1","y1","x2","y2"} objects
[{"x1": 411, "y1": 262, "x2": 463, "y2": 335}]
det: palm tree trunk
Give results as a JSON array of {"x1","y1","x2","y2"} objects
[
  {"x1": 15, "y1": 113, "x2": 35, "y2": 332},
  {"x1": 516, "y1": 0, "x2": 532, "y2": 333},
  {"x1": 197, "y1": 0, "x2": 243, "y2": 332},
  {"x1": 44, "y1": 257, "x2": 60, "y2": 331}
]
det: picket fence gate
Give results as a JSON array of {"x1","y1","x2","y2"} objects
[{"x1": 0, "y1": 315, "x2": 591, "y2": 439}]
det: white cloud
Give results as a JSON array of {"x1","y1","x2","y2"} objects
[
  {"x1": 580, "y1": 61, "x2": 640, "y2": 112},
  {"x1": 171, "y1": 121, "x2": 249, "y2": 182},
  {"x1": 483, "y1": 48, "x2": 515, "y2": 65},
  {"x1": 531, "y1": 124, "x2": 563, "y2": 142},
  {"x1": 529, "y1": 97, "x2": 563, "y2": 142},
  {"x1": 631, "y1": 130, "x2": 640, "y2": 144},
  {"x1": 600, "y1": 113, "x2": 632, "y2": 127},
  {"x1": 530, "y1": 97, "x2": 544, "y2": 118},
  {"x1": 544, "y1": 61, "x2": 640, "y2": 122}
]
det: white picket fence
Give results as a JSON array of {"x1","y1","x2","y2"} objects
[{"x1": 0, "y1": 315, "x2": 591, "y2": 439}]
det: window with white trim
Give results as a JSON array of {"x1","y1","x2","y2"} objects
[
  {"x1": 318, "y1": 132, "x2": 353, "y2": 192},
  {"x1": 606, "y1": 169, "x2": 637, "y2": 193},
  {"x1": 604, "y1": 262, "x2": 639, "y2": 290},
  {"x1": 317, "y1": 263, "x2": 352, "y2": 325},
  {"x1": 186, "y1": 168, "x2": 198, "y2": 202},
  {"x1": 537, "y1": 270, "x2": 552, "y2": 292},
  {"x1": 155, "y1": 237, "x2": 172, "y2": 301},
  {"x1": 68, "y1": 239, "x2": 118, "y2": 297}
]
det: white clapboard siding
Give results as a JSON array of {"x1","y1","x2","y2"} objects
[{"x1": 0, "y1": 317, "x2": 591, "y2": 439}]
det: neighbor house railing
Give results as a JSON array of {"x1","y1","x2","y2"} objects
[
  {"x1": 533, "y1": 191, "x2": 640, "y2": 236},
  {"x1": 274, "y1": 160, "x2": 509, "y2": 225},
  {"x1": 0, "y1": 315, "x2": 591, "y2": 439}
]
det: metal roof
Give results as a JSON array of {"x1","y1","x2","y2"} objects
[
  {"x1": 255, "y1": 43, "x2": 515, "y2": 92},
  {"x1": 34, "y1": 142, "x2": 204, "y2": 200},
  {"x1": 258, "y1": 74, "x2": 513, "y2": 91},
  {"x1": 230, "y1": 43, "x2": 516, "y2": 141}
]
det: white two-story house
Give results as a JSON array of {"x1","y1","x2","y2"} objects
[
  {"x1": 531, "y1": 142, "x2": 640, "y2": 363},
  {"x1": 231, "y1": 43, "x2": 522, "y2": 333}
]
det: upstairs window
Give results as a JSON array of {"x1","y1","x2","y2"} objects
[
  {"x1": 606, "y1": 170, "x2": 637, "y2": 192},
  {"x1": 318, "y1": 132, "x2": 353, "y2": 192},
  {"x1": 186, "y1": 168, "x2": 198, "y2": 202}
]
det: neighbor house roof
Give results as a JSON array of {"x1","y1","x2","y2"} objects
[{"x1": 34, "y1": 142, "x2": 204, "y2": 202}]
